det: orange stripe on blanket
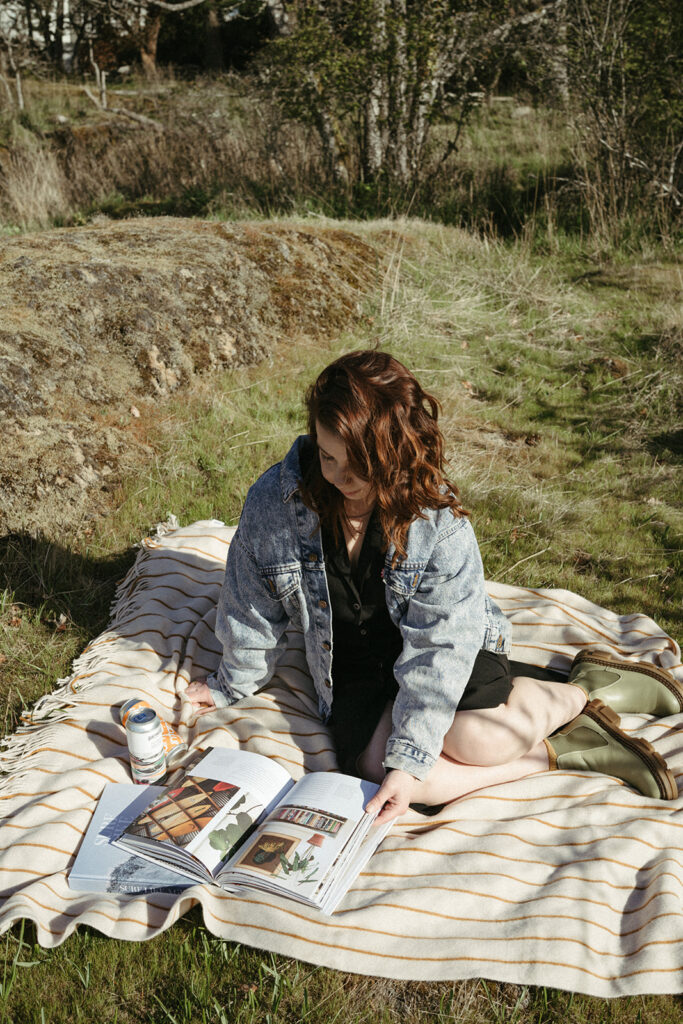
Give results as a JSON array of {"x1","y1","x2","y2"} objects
[
  {"x1": 353, "y1": 876, "x2": 680, "y2": 913},
  {"x1": 3, "y1": 890, "x2": 182, "y2": 923},
  {"x1": 337, "y1": 899, "x2": 681, "y2": 940},
  {"x1": 3, "y1": 818, "x2": 85, "y2": 836},
  {"x1": 2, "y1": 801, "x2": 94, "y2": 822},
  {"x1": 19, "y1": 765, "x2": 124, "y2": 785},
  {"x1": 142, "y1": 539, "x2": 229, "y2": 557},
  {"x1": 201, "y1": 898, "x2": 683, "y2": 979},
  {"x1": 0, "y1": 841, "x2": 74, "y2": 856},
  {"x1": 509, "y1": 592, "x2": 679, "y2": 653},
  {"x1": 409, "y1": 824, "x2": 683, "y2": 855},
  {"x1": 366, "y1": 851, "x2": 683, "y2": 883},
  {"x1": 0, "y1": 786, "x2": 99, "y2": 802}
]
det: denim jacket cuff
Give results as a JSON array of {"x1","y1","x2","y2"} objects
[
  {"x1": 383, "y1": 739, "x2": 436, "y2": 781},
  {"x1": 205, "y1": 670, "x2": 236, "y2": 709}
]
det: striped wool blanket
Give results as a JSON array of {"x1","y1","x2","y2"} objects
[{"x1": 1, "y1": 519, "x2": 681, "y2": 997}]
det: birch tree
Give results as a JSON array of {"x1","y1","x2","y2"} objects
[
  {"x1": 565, "y1": 0, "x2": 682, "y2": 220},
  {"x1": 265, "y1": 0, "x2": 567, "y2": 188}
]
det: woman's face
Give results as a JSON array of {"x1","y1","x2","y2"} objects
[{"x1": 315, "y1": 421, "x2": 374, "y2": 506}]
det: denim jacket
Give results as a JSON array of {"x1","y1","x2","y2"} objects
[{"x1": 207, "y1": 435, "x2": 511, "y2": 780}]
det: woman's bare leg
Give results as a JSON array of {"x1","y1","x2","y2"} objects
[
  {"x1": 358, "y1": 677, "x2": 586, "y2": 807},
  {"x1": 417, "y1": 745, "x2": 549, "y2": 806},
  {"x1": 443, "y1": 676, "x2": 586, "y2": 767},
  {"x1": 357, "y1": 701, "x2": 551, "y2": 807}
]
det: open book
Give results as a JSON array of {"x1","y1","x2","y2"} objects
[
  {"x1": 112, "y1": 746, "x2": 391, "y2": 914},
  {"x1": 68, "y1": 782, "x2": 196, "y2": 895}
]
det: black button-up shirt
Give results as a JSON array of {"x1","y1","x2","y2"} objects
[{"x1": 321, "y1": 511, "x2": 403, "y2": 688}]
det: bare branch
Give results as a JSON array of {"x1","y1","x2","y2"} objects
[
  {"x1": 82, "y1": 85, "x2": 164, "y2": 129},
  {"x1": 442, "y1": 0, "x2": 568, "y2": 82},
  {"x1": 599, "y1": 136, "x2": 682, "y2": 206}
]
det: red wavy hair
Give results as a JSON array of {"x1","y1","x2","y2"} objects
[{"x1": 301, "y1": 350, "x2": 467, "y2": 561}]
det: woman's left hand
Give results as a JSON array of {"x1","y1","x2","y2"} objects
[
  {"x1": 365, "y1": 769, "x2": 419, "y2": 825},
  {"x1": 185, "y1": 680, "x2": 217, "y2": 717}
]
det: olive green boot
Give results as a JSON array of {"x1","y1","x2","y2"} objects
[
  {"x1": 545, "y1": 699, "x2": 678, "y2": 800},
  {"x1": 568, "y1": 650, "x2": 683, "y2": 717}
]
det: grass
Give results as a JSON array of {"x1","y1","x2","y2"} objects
[
  {"x1": 1, "y1": 72, "x2": 679, "y2": 247},
  {"x1": 0, "y1": 218, "x2": 682, "y2": 1021}
]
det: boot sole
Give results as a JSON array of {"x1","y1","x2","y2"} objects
[
  {"x1": 572, "y1": 650, "x2": 683, "y2": 712},
  {"x1": 565, "y1": 698, "x2": 679, "y2": 801}
]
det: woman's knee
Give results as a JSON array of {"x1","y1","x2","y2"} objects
[{"x1": 444, "y1": 707, "x2": 531, "y2": 766}]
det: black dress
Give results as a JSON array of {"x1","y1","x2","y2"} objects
[{"x1": 322, "y1": 511, "x2": 568, "y2": 775}]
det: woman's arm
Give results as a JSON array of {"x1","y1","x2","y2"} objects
[
  {"x1": 191, "y1": 512, "x2": 291, "y2": 711},
  {"x1": 384, "y1": 517, "x2": 487, "y2": 779}
]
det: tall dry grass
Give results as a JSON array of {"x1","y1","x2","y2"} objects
[
  {"x1": 0, "y1": 144, "x2": 71, "y2": 230},
  {"x1": 0, "y1": 74, "x2": 678, "y2": 247}
]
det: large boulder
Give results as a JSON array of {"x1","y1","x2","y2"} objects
[{"x1": 0, "y1": 217, "x2": 378, "y2": 535}]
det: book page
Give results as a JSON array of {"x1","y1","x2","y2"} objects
[
  {"x1": 223, "y1": 773, "x2": 380, "y2": 897},
  {"x1": 118, "y1": 747, "x2": 294, "y2": 877},
  {"x1": 282, "y1": 773, "x2": 378, "y2": 820},
  {"x1": 187, "y1": 748, "x2": 293, "y2": 806}
]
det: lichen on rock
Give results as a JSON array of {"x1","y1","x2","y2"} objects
[{"x1": 0, "y1": 217, "x2": 378, "y2": 536}]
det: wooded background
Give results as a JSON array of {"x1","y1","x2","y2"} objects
[{"x1": 0, "y1": 0, "x2": 680, "y2": 240}]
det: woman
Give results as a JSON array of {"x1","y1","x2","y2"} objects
[{"x1": 188, "y1": 350, "x2": 681, "y2": 824}]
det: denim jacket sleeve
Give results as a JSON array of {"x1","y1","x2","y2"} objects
[
  {"x1": 383, "y1": 516, "x2": 487, "y2": 780},
  {"x1": 205, "y1": 512, "x2": 290, "y2": 709}
]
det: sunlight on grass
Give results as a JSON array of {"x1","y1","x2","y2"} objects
[{"x1": 1, "y1": 218, "x2": 681, "y2": 1023}]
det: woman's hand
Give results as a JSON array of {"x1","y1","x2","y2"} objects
[
  {"x1": 185, "y1": 681, "x2": 217, "y2": 717},
  {"x1": 365, "y1": 769, "x2": 419, "y2": 825}
]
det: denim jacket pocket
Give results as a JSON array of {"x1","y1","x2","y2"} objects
[
  {"x1": 383, "y1": 560, "x2": 427, "y2": 616},
  {"x1": 383, "y1": 561, "x2": 427, "y2": 595},
  {"x1": 261, "y1": 564, "x2": 303, "y2": 625}
]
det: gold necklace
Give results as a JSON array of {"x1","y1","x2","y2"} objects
[{"x1": 344, "y1": 507, "x2": 372, "y2": 539}]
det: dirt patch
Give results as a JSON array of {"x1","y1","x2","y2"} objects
[{"x1": 0, "y1": 217, "x2": 379, "y2": 536}]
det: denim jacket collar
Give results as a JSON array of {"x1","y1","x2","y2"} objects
[{"x1": 280, "y1": 434, "x2": 309, "y2": 503}]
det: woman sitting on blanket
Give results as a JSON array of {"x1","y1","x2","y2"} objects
[{"x1": 187, "y1": 350, "x2": 681, "y2": 824}]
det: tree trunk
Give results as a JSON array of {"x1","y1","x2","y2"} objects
[
  {"x1": 264, "y1": 0, "x2": 293, "y2": 38},
  {"x1": 61, "y1": 0, "x2": 76, "y2": 71},
  {"x1": 550, "y1": 8, "x2": 569, "y2": 104},
  {"x1": 22, "y1": 1, "x2": 34, "y2": 41},
  {"x1": 140, "y1": 10, "x2": 163, "y2": 78},
  {"x1": 386, "y1": 0, "x2": 409, "y2": 185},
  {"x1": 204, "y1": 2, "x2": 224, "y2": 71},
  {"x1": 314, "y1": 106, "x2": 349, "y2": 188},
  {"x1": 53, "y1": 0, "x2": 65, "y2": 69},
  {"x1": 362, "y1": 0, "x2": 388, "y2": 181}
]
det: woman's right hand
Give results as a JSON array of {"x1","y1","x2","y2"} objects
[{"x1": 185, "y1": 681, "x2": 217, "y2": 717}]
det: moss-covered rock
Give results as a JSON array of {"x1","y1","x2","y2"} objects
[{"x1": 0, "y1": 217, "x2": 378, "y2": 535}]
